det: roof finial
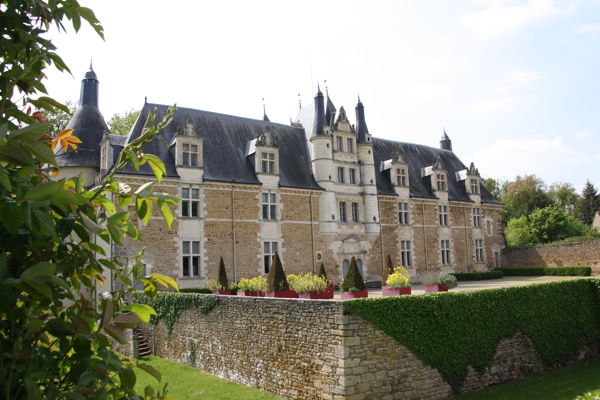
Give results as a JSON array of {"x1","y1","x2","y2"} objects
[
  {"x1": 324, "y1": 79, "x2": 328, "y2": 96},
  {"x1": 298, "y1": 93, "x2": 301, "y2": 109},
  {"x1": 358, "y1": 93, "x2": 362, "y2": 104},
  {"x1": 144, "y1": 96, "x2": 147, "y2": 104}
]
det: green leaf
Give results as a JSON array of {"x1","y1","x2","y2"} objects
[
  {"x1": 0, "y1": 168, "x2": 11, "y2": 191},
  {"x1": 108, "y1": 211, "x2": 129, "y2": 225},
  {"x1": 32, "y1": 209, "x2": 56, "y2": 237},
  {"x1": 8, "y1": 122, "x2": 50, "y2": 141},
  {"x1": 137, "y1": 363, "x2": 162, "y2": 382},
  {"x1": 143, "y1": 154, "x2": 166, "y2": 183},
  {"x1": 150, "y1": 273, "x2": 179, "y2": 291},
  {"x1": 0, "y1": 143, "x2": 36, "y2": 165},
  {"x1": 119, "y1": 366, "x2": 136, "y2": 389},
  {"x1": 158, "y1": 200, "x2": 174, "y2": 229},
  {"x1": 24, "y1": 181, "x2": 60, "y2": 201},
  {"x1": 118, "y1": 195, "x2": 133, "y2": 208},
  {"x1": 1, "y1": 203, "x2": 22, "y2": 234},
  {"x1": 79, "y1": 212, "x2": 105, "y2": 234},
  {"x1": 21, "y1": 262, "x2": 56, "y2": 285},
  {"x1": 136, "y1": 198, "x2": 152, "y2": 225},
  {"x1": 113, "y1": 312, "x2": 141, "y2": 328},
  {"x1": 124, "y1": 304, "x2": 157, "y2": 324},
  {"x1": 104, "y1": 324, "x2": 128, "y2": 344},
  {"x1": 134, "y1": 182, "x2": 154, "y2": 197},
  {"x1": 0, "y1": 253, "x2": 7, "y2": 280}
]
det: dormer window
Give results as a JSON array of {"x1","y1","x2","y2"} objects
[
  {"x1": 396, "y1": 167, "x2": 408, "y2": 186},
  {"x1": 436, "y1": 173, "x2": 447, "y2": 191},
  {"x1": 183, "y1": 143, "x2": 199, "y2": 167},
  {"x1": 347, "y1": 138, "x2": 354, "y2": 153},
  {"x1": 470, "y1": 178, "x2": 480, "y2": 194},
  {"x1": 336, "y1": 136, "x2": 343, "y2": 151},
  {"x1": 261, "y1": 152, "x2": 275, "y2": 174}
]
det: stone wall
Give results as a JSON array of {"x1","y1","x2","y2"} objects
[
  {"x1": 502, "y1": 240, "x2": 600, "y2": 273},
  {"x1": 143, "y1": 295, "x2": 596, "y2": 400}
]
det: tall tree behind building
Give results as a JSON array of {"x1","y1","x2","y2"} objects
[
  {"x1": 576, "y1": 180, "x2": 600, "y2": 225},
  {"x1": 502, "y1": 175, "x2": 552, "y2": 223}
]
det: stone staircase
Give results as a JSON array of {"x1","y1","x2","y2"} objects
[{"x1": 134, "y1": 328, "x2": 152, "y2": 358}]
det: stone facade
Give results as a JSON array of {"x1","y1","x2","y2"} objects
[
  {"x1": 142, "y1": 296, "x2": 596, "y2": 400},
  {"x1": 502, "y1": 240, "x2": 600, "y2": 274}
]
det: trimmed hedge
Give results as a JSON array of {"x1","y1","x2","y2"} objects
[
  {"x1": 501, "y1": 266, "x2": 591, "y2": 276},
  {"x1": 453, "y1": 270, "x2": 504, "y2": 281},
  {"x1": 133, "y1": 291, "x2": 219, "y2": 334},
  {"x1": 179, "y1": 288, "x2": 212, "y2": 294},
  {"x1": 345, "y1": 279, "x2": 600, "y2": 393}
]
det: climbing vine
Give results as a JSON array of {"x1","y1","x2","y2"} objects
[{"x1": 133, "y1": 292, "x2": 219, "y2": 334}]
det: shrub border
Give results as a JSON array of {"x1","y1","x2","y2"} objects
[
  {"x1": 453, "y1": 270, "x2": 504, "y2": 281},
  {"x1": 501, "y1": 266, "x2": 591, "y2": 276}
]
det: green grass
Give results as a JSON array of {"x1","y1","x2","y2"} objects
[
  {"x1": 457, "y1": 358, "x2": 600, "y2": 400},
  {"x1": 134, "y1": 356, "x2": 285, "y2": 400}
]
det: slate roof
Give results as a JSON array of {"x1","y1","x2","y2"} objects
[
  {"x1": 372, "y1": 138, "x2": 501, "y2": 204},
  {"x1": 56, "y1": 104, "x2": 109, "y2": 168},
  {"x1": 118, "y1": 103, "x2": 322, "y2": 191}
]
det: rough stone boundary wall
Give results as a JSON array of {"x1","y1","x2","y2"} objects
[
  {"x1": 502, "y1": 240, "x2": 600, "y2": 273},
  {"x1": 145, "y1": 296, "x2": 597, "y2": 400}
]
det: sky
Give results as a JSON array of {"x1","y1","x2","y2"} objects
[{"x1": 45, "y1": 0, "x2": 600, "y2": 192}]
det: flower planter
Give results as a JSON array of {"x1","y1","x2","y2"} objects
[
  {"x1": 341, "y1": 289, "x2": 368, "y2": 299},
  {"x1": 425, "y1": 284, "x2": 448, "y2": 293},
  {"x1": 237, "y1": 290, "x2": 259, "y2": 297},
  {"x1": 381, "y1": 286, "x2": 411, "y2": 296},
  {"x1": 213, "y1": 290, "x2": 232, "y2": 295},
  {"x1": 299, "y1": 291, "x2": 328, "y2": 299},
  {"x1": 325, "y1": 283, "x2": 334, "y2": 299},
  {"x1": 264, "y1": 289, "x2": 299, "y2": 298}
]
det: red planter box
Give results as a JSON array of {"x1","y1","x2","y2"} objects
[
  {"x1": 425, "y1": 284, "x2": 448, "y2": 293},
  {"x1": 299, "y1": 291, "x2": 328, "y2": 299},
  {"x1": 213, "y1": 290, "x2": 232, "y2": 295},
  {"x1": 264, "y1": 290, "x2": 299, "y2": 298},
  {"x1": 341, "y1": 289, "x2": 368, "y2": 299},
  {"x1": 237, "y1": 291, "x2": 259, "y2": 297},
  {"x1": 325, "y1": 283, "x2": 334, "y2": 299},
  {"x1": 381, "y1": 286, "x2": 411, "y2": 296}
]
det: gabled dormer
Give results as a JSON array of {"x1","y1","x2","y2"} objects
[
  {"x1": 380, "y1": 150, "x2": 409, "y2": 197},
  {"x1": 333, "y1": 107, "x2": 353, "y2": 133},
  {"x1": 422, "y1": 156, "x2": 448, "y2": 200},
  {"x1": 174, "y1": 116, "x2": 203, "y2": 168},
  {"x1": 456, "y1": 162, "x2": 481, "y2": 202},
  {"x1": 246, "y1": 126, "x2": 279, "y2": 187}
]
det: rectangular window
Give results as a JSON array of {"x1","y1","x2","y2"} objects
[
  {"x1": 472, "y1": 208, "x2": 481, "y2": 228},
  {"x1": 475, "y1": 239, "x2": 484, "y2": 263},
  {"x1": 261, "y1": 192, "x2": 277, "y2": 220},
  {"x1": 347, "y1": 138, "x2": 354, "y2": 153},
  {"x1": 337, "y1": 167, "x2": 345, "y2": 183},
  {"x1": 438, "y1": 204, "x2": 448, "y2": 226},
  {"x1": 182, "y1": 143, "x2": 199, "y2": 167},
  {"x1": 351, "y1": 202, "x2": 359, "y2": 222},
  {"x1": 261, "y1": 152, "x2": 275, "y2": 174},
  {"x1": 339, "y1": 201, "x2": 347, "y2": 222},
  {"x1": 181, "y1": 187, "x2": 200, "y2": 217},
  {"x1": 470, "y1": 178, "x2": 480, "y2": 194},
  {"x1": 396, "y1": 168, "x2": 408, "y2": 186},
  {"x1": 400, "y1": 240, "x2": 412, "y2": 267},
  {"x1": 441, "y1": 240, "x2": 451, "y2": 265},
  {"x1": 263, "y1": 242, "x2": 278, "y2": 274},
  {"x1": 436, "y1": 173, "x2": 447, "y2": 191},
  {"x1": 336, "y1": 136, "x2": 343, "y2": 151},
  {"x1": 398, "y1": 202, "x2": 409, "y2": 225},
  {"x1": 182, "y1": 240, "x2": 200, "y2": 277},
  {"x1": 349, "y1": 168, "x2": 357, "y2": 184}
]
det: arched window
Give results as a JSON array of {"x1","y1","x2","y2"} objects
[
  {"x1": 342, "y1": 259, "x2": 350, "y2": 276},
  {"x1": 356, "y1": 259, "x2": 364, "y2": 277}
]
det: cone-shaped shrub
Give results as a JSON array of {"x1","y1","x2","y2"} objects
[
  {"x1": 318, "y1": 262, "x2": 327, "y2": 281},
  {"x1": 267, "y1": 252, "x2": 289, "y2": 291},
  {"x1": 217, "y1": 257, "x2": 228, "y2": 289},
  {"x1": 341, "y1": 256, "x2": 365, "y2": 292},
  {"x1": 385, "y1": 254, "x2": 394, "y2": 275}
]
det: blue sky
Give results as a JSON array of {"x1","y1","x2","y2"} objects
[{"x1": 45, "y1": 0, "x2": 600, "y2": 191}]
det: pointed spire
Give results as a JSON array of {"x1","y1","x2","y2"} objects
[
  {"x1": 355, "y1": 95, "x2": 369, "y2": 143},
  {"x1": 440, "y1": 129, "x2": 452, "y2": 151},
  {"x1": 312, "y1": 88, "x2": 325, "y2": 136},
  {"x1": 262, "y1": 99, "x2": 270, "y2": 122},
  {"x1": 325, "y1": 92, "x2": 336, "y2": 127},
  {"x1": 80, "y1": 62, "x2": 99, "y2": 107}
]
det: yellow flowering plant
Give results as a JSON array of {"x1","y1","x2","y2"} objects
[{"x1": 385, "y1": 266, "x2": 411, "y2": 288}]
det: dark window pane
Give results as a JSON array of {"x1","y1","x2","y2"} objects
[
  {"x1": 191, "y1": 202, "x2": 199, "y2": 217},
  {"x1": 182, "y1": 201, "x2": 189, "y2": 217},
  {"x1": 183, "y1": 256, "x2": 190, "y2": 276},
  {"x1": 192, "y1": 257, "x2": 199, "y2": 276}
]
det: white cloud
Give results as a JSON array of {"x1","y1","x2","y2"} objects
[
  {"x1": 576, "y1": 130, "x2": 596, "y2": 139},
  {"x1": 577, "y1": 23, "x2": 600, "y2": 35},
  {"x1": 462, "y1": 0, "x2": 564, "y2": 40}
]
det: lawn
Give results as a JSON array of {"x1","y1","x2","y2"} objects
[
  {"x1": 134, "y1": 356, "x2": 285, "y2": 400},
  {"x1": 457, "y1": 358, "x2": 600, "y2": 400}
]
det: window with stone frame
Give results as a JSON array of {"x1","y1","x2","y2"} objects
[
  {"x1": 400, "y1": 240, "x2": 412, "y2": 267},
  {"x1": 336, "y1": 136, "x2": 344, "y2": 151},
  {"x1": 261, "y1": 192, "x2": 277, "y2": 220},
  {"x1": 182, "y1": 143, "x2": 199, "y2": 167},
  {"x1": 472, "y1": 207, "x2": 481, "y2": 228},
  {"x1": 181, "y1": 187, "x2": 200, "y2": 218},
  {"x1": 263, "y1": 241, "x2": 278, "y2": 274},
  {"x1": 346, "y1": 138, "x2": 354, "y2": 153},
  {"x1": 470, "y1": 178, "x2": 480, "y2": 194},
  {"x1": 351, "y1": 202, "x2": 359, "y2": 223},
  {"x1": 398, "y1": 202, "x2": 410, "y2": 225},
  {"x1": 261, "y1": 152, "x2": 275, "y2": 174},
  {"x1": 475, "y1": 239, "x2": 484, "y2": 263},
  {"x1": 396, "y1": 167, "x2": 408, "y2": 186},
  {"x1": 436, "y1": 173, "x2": 447, "y2": 191},
  {"x1": 349, "y1": 168, "x2": 357, "y2": 184},
  {"x1": 337, "y1": 167, "x2": 345, "y2": 183},
  {"x1": 486, "y1": 220, "x2": 493, "y2": 235},
  {"x1": 441, "y1": 240, "x2": 451, "y2": 265},
  {"x1": 438, "y1": 204, "x2": 448, "y2": 226},
  {"x1": 182, "y1": 240, "x2": 200, "y2": 277},
  {"x1": 339, "y1": 201, "x2": 347, "y2": 222}
]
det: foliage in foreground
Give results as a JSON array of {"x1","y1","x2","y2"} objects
[{"x1": 345, "y1": 279, "x2": 600, "y2": 393}]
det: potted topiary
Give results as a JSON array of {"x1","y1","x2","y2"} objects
[
  {"x1": 289, "y1": 273, "x2": 329, "y2": 299},
  {"x1": 382, "y1": 266, "x2": 411, "y2": 296},
  {"x1": 317, "y1": 262, "x2": 334, "y2": 299},
  {"x1": 424, "y1": 273, "x2": 458, "y2": 293},
  {"x1": 341, "y1": 257, "x2": 368, "y2": 299},
  {"x1": 265, "y1": 253, "x2": 298, "y2": 298},
  {"x1": 206, "y1": 257, "x2": 232, "y2": 295},
  {"x1": 384, "y1": 254, "x2": 395, "y2": 279},
  {"x1": 237, "y1": 276, "x2": 267, "y2": 297}
]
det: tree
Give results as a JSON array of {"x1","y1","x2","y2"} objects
[
  {"x1": 504, "y1": 215, "x2": 536, "y2": 247},
  {"x1": 43, "y1": 100, "x2": 77, "y2": 133},
  {"x1": 502, "y1": 175, "x2": 552, "y2": 223},
  {"x1": 548, "y1": 182, "x2": 579, "y2": 214},
  {"x1": 576, "y1": 180, "x2": 600, "y2": 225},
  {"x1": 217, "y1": 256, "x2": 229, "y2": 289},
  {"x1": 341, "y1": 257, "x2": 365, "y2": 292},
  {"x1": 109, "y1": 109, "x2": 141, "y2": 136},
  {"x1": 483, "y1": 178, "x2": 508, "y2": 202},
  {"x1": 317, "y1": 262, "x2": 327, "y2": 281},
  {"x1": 0, "y1": 2, "x2": 177, "y2": 398},
  {"x1": 266, "y1": 252, "x2": 289, "y2": 291}
]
